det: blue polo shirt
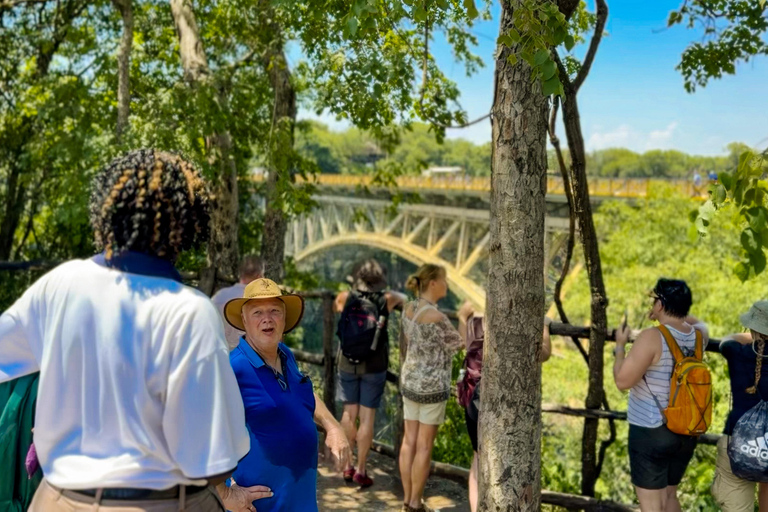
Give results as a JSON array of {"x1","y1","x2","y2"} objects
[{"x1": 229, "y1": 339, "x2": 318, "y2": 512}]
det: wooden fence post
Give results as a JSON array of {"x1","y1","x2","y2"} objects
[{"x1": 322, "y1": 292, "x2": 336, "y2": 417}]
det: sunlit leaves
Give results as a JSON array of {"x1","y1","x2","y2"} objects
[
  {"x1": 496, "y1": 0, "x2": 568, "y2": 96},
  {"x1": 671, "y1": 0, "x2": 768, "y2": 92},
  {"x1": 696, "y1": 149, "x2": 768, "y2": 280}
]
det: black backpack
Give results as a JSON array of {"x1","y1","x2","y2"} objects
[
  {"x1": 337, "y1": 291, "x2": 385, "y2": 364},
  {"x1": 728, "y1": 400, "x2": 768, "y2": 482}
]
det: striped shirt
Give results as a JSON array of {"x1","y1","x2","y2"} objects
[{"x1": 627, "y1": 325, "x2": 698, "y2": 428}]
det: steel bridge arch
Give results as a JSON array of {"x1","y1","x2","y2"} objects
[{"x1": 293, "y1": 232, "x2": 488, "y2": 309}]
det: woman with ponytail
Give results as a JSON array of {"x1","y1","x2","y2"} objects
[
  {"x1": 398, "y1": 264, "x2": 473, "y2": 512},
  {"x1": 712, "y1": 301, "x2": 768, "y2": 511}
]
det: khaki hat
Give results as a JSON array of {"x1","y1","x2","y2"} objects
[
  {"x1": 740, "y1": 300, "x2": 768, "y2": 336},
  {"x1": 224, "y1": 278, "x2": 305, "y2": 334}
]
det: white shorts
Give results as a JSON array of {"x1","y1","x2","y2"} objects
[{"x1": 403, "y1": 397, "x2": 447, "y2": 425}]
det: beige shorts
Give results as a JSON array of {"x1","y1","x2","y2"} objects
[
  {"x1": 403, "y1": 397, "x2": 447, "y2": 425},
  {"x1": 29, "y1": 480, "x2": 225, "y2": 512},
  {"x1": 711, "y1": 435, "x2": 758, "y2": 512}
]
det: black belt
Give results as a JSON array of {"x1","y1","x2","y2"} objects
[{"x1": 73, "y1": 485, "x2": 207, "y2": 500}]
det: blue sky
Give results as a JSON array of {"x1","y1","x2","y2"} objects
[{"x1": 300, "y1": 1, "x2": 768, "y2": 156}]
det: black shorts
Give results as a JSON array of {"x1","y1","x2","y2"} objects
[
  {"x1": 628, "y1": 424, "x2": 698, "y2": 490},
  {"x1": 465, "y1": 409, "x2": 478, "y2": 452}
]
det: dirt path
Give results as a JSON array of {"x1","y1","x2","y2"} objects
[{"x1": 317, "y1": 450, "x2": 470, "y2": 512}]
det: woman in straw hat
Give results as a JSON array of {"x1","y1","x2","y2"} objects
[
  {"x1": 220, "y1": 278, "x2": 350, "y2": 512},
  {"x1": 712, "y1": 301, "x2": 768, "y2": 511}
]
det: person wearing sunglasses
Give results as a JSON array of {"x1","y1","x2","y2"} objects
[
  {"x1": 222, "y1": 279, "x2": 351, "y2": 512},
  {"x1": 613, "y1": 278, "x2": 709, "y2": 512}
]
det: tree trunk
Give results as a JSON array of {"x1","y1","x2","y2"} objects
[
  {"x1": 478, "y1": 2, "x2": 549, "y2": 510},
  {"x1": 170, "y1": 0, "x2": 239, "y2": 294},
  {"x1": 260, "y1": 48, "x2": 296, "y2": 282},
  {"x1": 0, "y1": 163, "x2": 28, "y2": 260},
  {"x1": 0, "y1": 0, "x2": 88, "y2": 260},
  {"x1": 561, "y1": 83, "x2": 609, "y2": 498},
  {"x1": 112, "y1": 0, "x2": 132, "y2": 141}
]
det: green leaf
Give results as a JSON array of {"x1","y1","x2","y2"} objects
[
  {"x1": 735, "y1": 261, "x2": 750, "y2": 282},
  {"x1": 534, "y1": 49, "x2": 550, "y2": 66},
  {"x1": 508, "y1": 29, "x2": 521, "y2": 43},
  {"x1": 741, "y1": 228, "x2": 761, "y2": 253},
  {"x1": 414, "y1": 6, "x2": 427, "y2": 22},
  {"x1": 506, "y1": 53, "x2": 518, "y2": 65},
  {"x1": 463, "y1": 0, "x2": 479, "y2": 19},
  {"x1": 564, "y1": 34, "x2": 575, "y2": 51},
  {"x1": 541, "y1": 75, "x2": 561, "y2": 96},
  {"x1": 667, "y1": 11, "x2": 683, "y2": 26},
  {"x1": 498, "y1": 34, "x2": 514, "y2": 48},
  {"x1": 541, "y1": 59, "x2": 557, "y2": 81},
  {"x1": 698, "y1": 200, "x2": 716, "y2": 221},
  {"x1": 747, "y1": 207, "x2": 768, "y2": 233},
  {"x1": 719, "y1": 172, "x2": 733, "y2": 191},
  {"x1": 751, "y1": 250, "x2": 767, "y2": 275},
  {"x1": 714, "y1": 184, "x2": 726, "y2": 205},
  {"x1": 347, "y1": 16, "x2": 359, "y2": 36},
  {"x1": 553, "y1": 27, "x2": 567, "y2": 46}
]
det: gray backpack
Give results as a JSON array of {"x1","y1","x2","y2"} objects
[{"x1": 728, "y1": 400, "x2": 768, "y2": 482}]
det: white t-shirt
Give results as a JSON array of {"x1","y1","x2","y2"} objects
[
  {"x1": 0, "y1": 259, "x2": 249, "y2": 489},
  {"x1": 211, "y1": 283, "x2": 246, "y2": 350}
]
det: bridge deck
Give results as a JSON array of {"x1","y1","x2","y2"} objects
[
  {"x1": 275, "y1": 174, "x2": 708, "y2": 199},
  {"x1": 317, "y1": 450, "x2": 469, "y2": 511}
]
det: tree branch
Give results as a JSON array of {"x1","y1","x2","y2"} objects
[
  {"x1": 573, "y1": 0, "x2": 608, "y2": 92},
  {"x1": 553, "y1": 50, "x2": 572, "y2": 90}
]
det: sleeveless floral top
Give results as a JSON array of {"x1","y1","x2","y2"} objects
[{"x1": 400, "y1": 301, "x2": 463, "y2": 404}]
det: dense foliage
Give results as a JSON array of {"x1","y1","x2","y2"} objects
[{"x1": 298, "y1": 121, "x2": 750, "y2": 178}]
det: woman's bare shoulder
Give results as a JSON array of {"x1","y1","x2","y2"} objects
[{"x1": 418, "y1": 308, "x2": 446, "y2": 324}]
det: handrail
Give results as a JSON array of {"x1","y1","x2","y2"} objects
[{"x1": 252, "y1": 173, "x2": 710, "y2": 199}]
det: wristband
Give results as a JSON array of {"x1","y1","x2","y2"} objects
[{"x1": 613, "y1": 346, "x2": 625, "y2": 356}]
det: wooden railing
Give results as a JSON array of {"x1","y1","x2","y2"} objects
[{"x1": 292, "y1": 292, "x2": 732, "y2": 510}]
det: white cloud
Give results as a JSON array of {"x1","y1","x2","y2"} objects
[
  {"x1": 586, "y1": 124, "x2": 634, "y2": 150},
  {"x1": 646, "y1": 122, "x2": 678, "y2": 150},
  {"x1": 586, "y1": 122, "x2": 680, "y2": 152}
]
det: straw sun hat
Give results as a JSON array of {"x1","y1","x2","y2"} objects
[
  {"x1": 224, "y1": 278, "x2": 304, "y2": 334},
  {"x1": 740, "y1": 300, "x2": 768, "y2": 336}
]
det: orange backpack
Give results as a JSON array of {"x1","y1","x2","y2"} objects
[{"x1": 649, "y1": 325, "x2": 712, "y2": 436}]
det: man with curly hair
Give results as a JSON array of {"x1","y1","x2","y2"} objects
[{"x1": 0, "y1": 149, "x2": 266, "y2": 511}]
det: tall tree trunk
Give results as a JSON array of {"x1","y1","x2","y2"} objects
[
  {"x1": 260, "y1": 49, "x2": 295, "y2": 282},
  {"x1": 478, "y1": 2, "x2": 549, "y2": 510},
  {"x1": 170, "y1": 0, "x2": 239, "y2": 294},
  {"x1": 564, "y1": 92, "x2": 609, "y2": 498},
  {"x1": 112, "y1": 0, "x2": 132, "y2": 141},
  {"x1": 554, "y1": 0, "x2": 609, "y2": 495}
]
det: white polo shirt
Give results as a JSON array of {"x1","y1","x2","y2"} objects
[{"x1": 0, "y1": 258, "x2": 249, "y2": 489}]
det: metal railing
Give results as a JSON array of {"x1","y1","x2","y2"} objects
[{"x1": 254, "y1": 173, "x2": 710, "y2": 199}]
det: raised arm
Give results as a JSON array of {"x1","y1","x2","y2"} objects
[
  {"x1": 541, "y1": 318, "x2": 552, "y2": 363},
  {"x1": 613, "y1": 326, "x2": 661, "y2": 391}
]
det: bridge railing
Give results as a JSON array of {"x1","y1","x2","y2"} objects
[{"x1": 257, "y1": 173, "x2": 710, "y2": 199}]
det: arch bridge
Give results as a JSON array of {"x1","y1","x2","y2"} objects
[{"x1": 286, "y1": 196, "x2": 571, "y2": 309}]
